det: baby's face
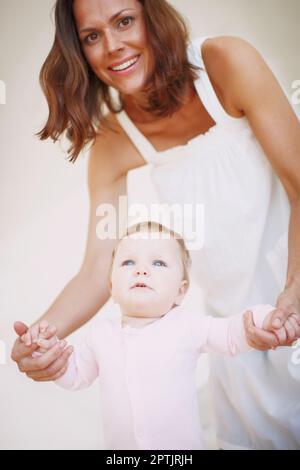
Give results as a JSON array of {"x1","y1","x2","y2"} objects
[{"x1": 110, "y1": 232, "x2": 188, "y2": 318}]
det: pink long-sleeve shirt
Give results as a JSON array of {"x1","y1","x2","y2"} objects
[{"x1": 56, "y1": 303, "x2": 275, "y2": 450}]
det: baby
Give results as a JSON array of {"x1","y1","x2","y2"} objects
[{"x1": 21, "y1": 221, "x2": 300, "y2": 450}]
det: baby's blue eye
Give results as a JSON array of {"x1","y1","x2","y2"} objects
[
  {"x1": 153, "y1": 260, "x2": 167, "y2": 267},
  {"x1": 121, "y1": 259, "x2": 134, "y2": 266}
]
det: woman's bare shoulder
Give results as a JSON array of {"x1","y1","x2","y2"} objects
[
  {"x1": 201, "y1": 36, "x2": 260, "y2": 116},
  {"x1": 88, "y1": 112, "x2": 146, "y2": 183},
  {"x1": 202, "y1": 35, "x2": 257, "y2": 64}
]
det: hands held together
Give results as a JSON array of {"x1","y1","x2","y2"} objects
[
  {"x1": 11, "y1": 321, "x2": 73, "y2": 382},
  {"x1": 244, "y1": 308, "x2": 300, "y2": 351},
  {"x1": 11, "y1": 304, "x2": 300, "y2": 383}
]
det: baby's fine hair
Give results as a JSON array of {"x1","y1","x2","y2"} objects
[{"x1": 109, "y1": 221, "x2": 192, "y2": 288}]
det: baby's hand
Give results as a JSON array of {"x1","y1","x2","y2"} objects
[
  {"x1": 263, "y1": 310, "x2": 300, "y2": 346},
  {"x1": 20, "y1": 320, "x2": 57, "y2": 347},
  {"x1": 20, "y1": 321, "x2": 61, "y2": 356}
]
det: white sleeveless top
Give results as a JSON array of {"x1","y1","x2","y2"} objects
[{"x1": 115, "y1": 37, "x2": 300, "y2": 449}]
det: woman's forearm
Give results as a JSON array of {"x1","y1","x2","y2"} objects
[
  {"x1": 31, "y1": 268, "x2": 110, "y2": 339},
  {"x1": 278, "y1": 196, "x2": 300, "y2": 312},
  {"x1": 285, "y1": 197, "x2": 300, "y2": 291}
]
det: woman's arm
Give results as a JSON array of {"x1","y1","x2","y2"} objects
[
  {"x1": 31, "y1": 175, "x2": 127, "y2": 340},
  {"x1": 203, "y1": 37, "x2": 300, "y2": 348},
  {"x1": 11, "y1": 124, "x2": 141, "y2": 380}
]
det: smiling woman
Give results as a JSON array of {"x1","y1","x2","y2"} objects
[{"x1": 36, "y1": 0, "x2": 199, "y2": 162}]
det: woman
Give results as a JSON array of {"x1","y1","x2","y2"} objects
[{"x1": 11, "y1": 0, "x2": 300, "y2": 449}]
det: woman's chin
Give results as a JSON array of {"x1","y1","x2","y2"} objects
[{"x1": 117, "y1": 81, "x2": 146, "y2": 98}]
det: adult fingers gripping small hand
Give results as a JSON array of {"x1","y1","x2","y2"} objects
[
  {"x1": 281, "y1": 316, "x2": 300, "y2": 345},
  {"x1": 290, "y1": 314, "x2": 300, "y2": 337},
  {"x1": 17, "y1": 341, "x2": 68, "y2": 376},
  {"x1": 289, "y1": 313, "x2": 300, "y2": 330},
  {"x1": 39, "y1": 321, "x2": 49, "y2": 334},
  {"x1": 244, "y1": 311, "x2": 279, "y2": 351},
  {"x1": 11, "y1": 335, "x2": 38, "y2": 366},
  {"x1": 270, "y1": 307, "x2": 294, "y2": 330},
  {"x1": 33, "y1": 337, "x2": 63, "y2": 357},
  {"x1": 22, "y1": 324, "x2": 40, "y2": 347},
  {"x1": 27, "y1": 345, "x2": 73, "y2": 381},
  {"x1": 33, "y1": 365, "x2": 70, "y2": 382},
  {"x1": 267, "y1": 308, "x2": 300, "y2": 346},
  {"x1": 21, "y1": 322, "x2": 56, "y2": 346},
  {"x1": 37, "y1": 335, "x2": 59, "y2": 351},
  {"x1": 40, "y1": 325, "x2": 57, "y2": 340},
  {"x1": 272, "y1": 325, "x2": 287, "y2": 344}
]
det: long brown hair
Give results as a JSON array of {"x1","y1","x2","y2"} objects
[{"x1": 37, "y1": 0, "x2": 200, "y2": 163}]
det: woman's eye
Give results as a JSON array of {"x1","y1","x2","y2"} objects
[
  {"x1": 153, "y1": 260, "x2": 167, "y2": 267},
  {"x1": 121, "y1": 260, "x2": 134, "y2": 266},
  {"x1": 84, "y1": 33, "x2": 99, "y2": 45},
  {"x1": 119, "y1": 16, "x2": 134, "y2": 29}
]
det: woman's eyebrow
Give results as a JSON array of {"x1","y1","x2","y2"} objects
[{"x1": 79, "y1": 8, "x2": 135, "y2": 33}]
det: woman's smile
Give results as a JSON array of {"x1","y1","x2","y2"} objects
[{"x1": 108, "y1": 54, "x2": 141, "y2": 75}]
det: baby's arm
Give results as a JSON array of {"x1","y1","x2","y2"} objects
[
  {"x1": 54, "y1": 329, "x2": 99, "y2": 391},
  {"x1": 190, "y1": 304, "x2": 297, "y2": 356}
]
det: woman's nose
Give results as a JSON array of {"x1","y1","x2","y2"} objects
[{"x1": 103, "y1": 28, "x2": 123, "y2": 54}]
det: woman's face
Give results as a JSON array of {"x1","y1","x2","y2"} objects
[{"x1": 73, "y1": 0, "x2": 154, "y2": 96}]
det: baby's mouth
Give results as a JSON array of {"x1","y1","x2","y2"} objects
[{"x1": 130, "y1": 282, "x2": 153, "y2": 290}]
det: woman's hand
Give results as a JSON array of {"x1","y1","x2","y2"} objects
[
  {"x1": 11, "y1": 322, "x2": 73, "y2": 382},
  {"x1": 244, "y1": 308, "x2": 299, "y2": 350},
  {"x1": 262, "y1": 310, "x2": 300, "y2": 345},
  {"x1": 275, "y1": 287, "x2": 300, "y2": 345}
]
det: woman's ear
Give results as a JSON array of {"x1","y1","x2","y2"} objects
[{"x1": 174, "y1": 280, "x2": 189, "y2": 306}]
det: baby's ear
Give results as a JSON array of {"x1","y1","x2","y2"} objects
[{"x1": 174, "y1": 280, "x2": 189, "y2": 306}]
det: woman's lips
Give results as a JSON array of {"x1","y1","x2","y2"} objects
[{"x1": 108, "y1": 55, "x2": 141, "y2": 76}]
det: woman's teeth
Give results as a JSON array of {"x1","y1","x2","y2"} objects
[{"x1": 110, "y1": 56, "x2": 139, "y2": 71}]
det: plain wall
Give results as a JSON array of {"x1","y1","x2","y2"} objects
[{"x1": 0, "y1": 0, "x2": 299, "y2": 450}]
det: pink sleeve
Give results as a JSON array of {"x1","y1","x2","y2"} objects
[
  {"x1": 55, "y1": 327, "x2": 99, "y2": 391},
  {"x1": 190, "y1": 304, "x2": 275, "y2": 356}
]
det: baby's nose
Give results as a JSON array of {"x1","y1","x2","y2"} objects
[{"x1": 135, "y1": 266, "x2": 149, "y2": 276}]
